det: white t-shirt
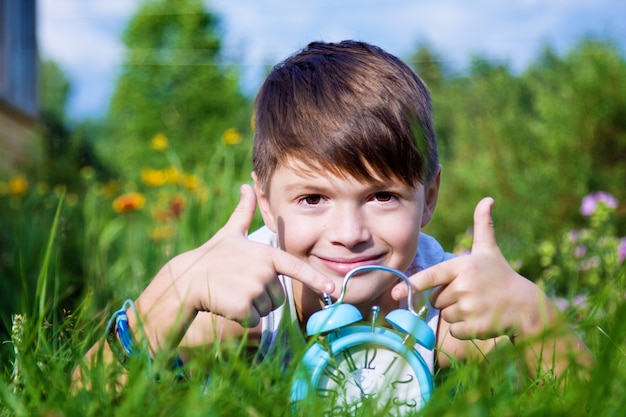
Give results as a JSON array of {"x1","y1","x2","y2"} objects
[{"x1": 249, "y1": 226, "x2": 455, "y2": 373}]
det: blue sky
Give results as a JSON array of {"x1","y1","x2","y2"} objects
[{"x1": 38, "y1": 0, "x2": 626, "y2": 120}]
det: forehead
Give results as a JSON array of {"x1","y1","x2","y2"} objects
[{"x1": 268, "y1": 157, "x2": 408, "y2": 191}]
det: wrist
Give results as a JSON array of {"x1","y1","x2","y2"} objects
[
  {"x1": 155, "y1": 253, "x2": 205, "y2": 318},
  {"x1": 134, "y1": 272, "x2": 200, "y2": 354}
]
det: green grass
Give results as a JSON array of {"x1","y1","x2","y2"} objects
[
  {"x1": 1, "y1": 212, "x2": 625, "y2": 416},
  {"x1": 1, "y1": 141, "x2": 625, "y2": 416},
  {"x1": 2, "y1": 277, "x2": 626, "y2": 416}
]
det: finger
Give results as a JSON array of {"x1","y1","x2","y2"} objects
[
  {"x1": 429, "y1": 284, "x2": 446, "y2": 307},
  {"x1": 429, "y1": 282, "x2": 466, "y2": 312},
  {"x1": 222, "y1": 184, "x2": 257, "y2": 237},
  {"x1": 242, "y1": 308, "x2": 261, "y2": 328},
  {"x1": 271, "y1": 250, "x2": 335, "y2": 294},
  {"x1": 439, "y1": 304, "x2": 464, "y2": 324},
  {"x1": 471, "y1": 197, "x2": 497, "y2": 254},
  {"x1": 266, "y1": 279, "x2": 286, "y2": 308},
  {"x1": 448, "y1": 321, "x2": 471, "y2": 340},
  {"x1": 252, "y1": 292, "x2": 274, "y2": 318},
  {"x1": 449, "y1": 319, "x2": 495, "y2": 340},
  {"x1": 391, "y1": 259, "x2": 460, "y2": 300}
]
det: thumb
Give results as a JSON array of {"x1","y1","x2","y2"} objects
[
  {"x1": 471, "y1": 197, "x2": 497, "y2": 254},
  {"x1": 223, "y1": 184, "x2": 257, "y2": 237}
]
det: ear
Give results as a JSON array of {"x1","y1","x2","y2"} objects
[
  {"x1": 251, "y1": 172, "x2": 277, "y2": 232},
  {"x1": 420, "y1": 165, "x2": 441, "y2": 228}
]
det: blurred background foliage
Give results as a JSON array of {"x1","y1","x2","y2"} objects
[
  {"x1": 414, "y1": 39, "x2": 626, "y2": 272},
  {"x1": 99, "y1": 0, "x2": 252, "y2": 180},
  {"x1": 0, "y1": 0, "x2": 625, "y2": 337}
]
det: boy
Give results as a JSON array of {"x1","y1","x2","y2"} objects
[{"x1": 79, "y1": 40, "x2": 589, "y2": 391}]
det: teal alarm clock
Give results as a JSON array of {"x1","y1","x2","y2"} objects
[{"x1": 291, "y1": 265, "x2": 435, "y2": 415}]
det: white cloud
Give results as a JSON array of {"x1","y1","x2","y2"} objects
[
  {"x1": 90, "y1": 0, "x2": 137, "y2": 15},
  {"x1": 38, "y1": 0, "x2": 138, "y2": 117},
  {"x1": 37, "y1": 0, "x2": 626, "y2": 118},
  {"x1": 38, "y1": 0, "x2": 134, "y2": 66}
]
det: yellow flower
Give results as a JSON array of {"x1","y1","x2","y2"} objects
[
  {"x1": 221, "y1": 128, "x2": 242, "y2": 146},
  {"x1": 182, "y1": 174, "x2": 201, "y2": 191},
  {"x1": 141, "y1": 168, "x2": 167, "y2": 187},
  {"x1": 193, "y1": 186, "x2": 209, "y2": 203},
  {"x1": 101, "y1": 181, "x2": 120, "y2": 199},
  {"x1": 152, "y1": 208, "x2": 172, "y2": 222},
  {"x1": 9, "y1": 176, "x2": 28, "y2": 197},
  {"x1": 80, "y1": 166, "x2": 95, "y2": 180},
  {"x1": 164, "y1": 167, "x2": 182, "y2": 185},
  {"x1": 54, "y1": 184, "x2": 67, "y2": 198},
  {"x1": 150, "y1": 133, "x2": 168, "y2": 152},
  {"x1": 112, "y1": 192, "x2": 146, "y2": 213},
  {"x1": 66, "y1": 193, "x2": 79, "y2": 207},
  {"x1": 36, "y1": 182, "x2": 49, "y2": 195},
  {"x1": 149, "y1": 225, "x2": 175, "y2": 241}
]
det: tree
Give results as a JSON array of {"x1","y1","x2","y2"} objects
[
  {"x1": 419, "y1": 39, "x2": 626, "y2": 263},
  {"x1": 38, "y1": 60, "x2": 108, "y2": 187},
  {"x1": 38, "y1": 60, "x2": 72, "y2": 185},
  {"x1": 407, "y1": 44, "x2": 454, "y2": 160},
  {"x1": 98, "y1": 0, "x2": 251, "y2": 179},
  {"x1": 523, "y1": 39, "x2": 626, "y2": 233}
]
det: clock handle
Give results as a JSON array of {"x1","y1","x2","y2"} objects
[{"x1": 337, "y1": 265, "x2": 428, "y2": 318}]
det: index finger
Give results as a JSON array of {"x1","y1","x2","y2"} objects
[
  {"x1": 391, "y1": 258, "x2": 459, "y2": 300},
  {"x1": 271, "y1": 249, "x2": 335, "y2": 294}
]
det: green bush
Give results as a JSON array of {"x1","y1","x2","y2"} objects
[{"x1": 420, "y1": 38, "x2": 626, "y2": 262}]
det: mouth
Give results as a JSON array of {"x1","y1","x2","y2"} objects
[{"x1": 315, "y1": 254, "x2": 385, "y2": 277}]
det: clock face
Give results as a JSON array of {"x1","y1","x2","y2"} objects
[{"x1": 315, "y1": 344, "x2": 423, "y2": 415}]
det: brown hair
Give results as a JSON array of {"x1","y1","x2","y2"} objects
[{"x1": 252, "y1": 40, "x2": 438, "y2": 192}]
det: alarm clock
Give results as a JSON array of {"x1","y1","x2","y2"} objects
[{"x1": 291, "y1": 265, "x2": 435, "y2": 415}]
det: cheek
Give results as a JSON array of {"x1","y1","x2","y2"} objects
[
  {"x1": 378, "y1": 212, "x2": 421, "y2": 262},
  {"x1": 391, "y1": 224, "x2": 420, "y2": 256},
  {"x1": 275, "y1": 214, "x2": 321, "y2": 257}
]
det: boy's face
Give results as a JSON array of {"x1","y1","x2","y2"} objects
[{"x1": 254, "y1": 160, "x2": 440, "y2": 306}]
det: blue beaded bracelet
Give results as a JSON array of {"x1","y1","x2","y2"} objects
[
  {"x1": 105, "y1": 299, "x2": 148, "y2": 368},
  {"x1": 105, "y1": 299, "x2": 184, "y2": 379}
]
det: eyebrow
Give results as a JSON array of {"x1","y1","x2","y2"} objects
[
  {"x1": 279, "y1": 181, "x2": 328, "y2": 194},
  {"x1": 278, "y1": 177, "x2": 410, "y2": 196}
]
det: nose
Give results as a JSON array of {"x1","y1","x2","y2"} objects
[{"x1": 326, "y1": 205, "x2": 372, "y2": 249}]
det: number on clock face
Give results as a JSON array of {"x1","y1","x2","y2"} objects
[{"x1": 316, "y1": 345, "x2": 422, "y2": 414}]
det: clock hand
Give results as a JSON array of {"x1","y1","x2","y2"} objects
[{"x1": 352, "y1": 377, "x2": 371, "y2": 398}]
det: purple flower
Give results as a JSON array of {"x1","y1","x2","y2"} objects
[
  {"x1": 580, "y1": 191, "x2": 619, "y2": 217},
  {"x1": 574, "y1": 245, "x2": 587, "y2": 259},
  {"x1": 618, "y1": 237, "x2": 626, "y2": 265},
  {"x1": 580, "y1": 256, "x2": 601, "y2": 271},
  {"x1": 554, "y1": 295, "x2": 588, "y2": 311}
]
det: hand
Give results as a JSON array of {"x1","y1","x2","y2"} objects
[
  {"x1": 144, "y1": 184, "x2": 335, "y2": 328},
  {"x1": 392, "y1": 197, "x2": 542, "y2": 340}
]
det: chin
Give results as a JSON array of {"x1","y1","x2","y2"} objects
[{"x1": 341, "y1": 286, "x2": 390, "y2": 306}]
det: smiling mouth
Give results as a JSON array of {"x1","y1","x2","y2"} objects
[{"x1": 316, "y1": 255, "x2": 384, "y2": 276}]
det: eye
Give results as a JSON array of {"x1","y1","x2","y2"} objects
[
  {"x1": 298, "y1": 194, "x2": 323, "y2": 205},
  {"x1": 370, "y1": 192, "x2": 396, "y2": 203}
]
